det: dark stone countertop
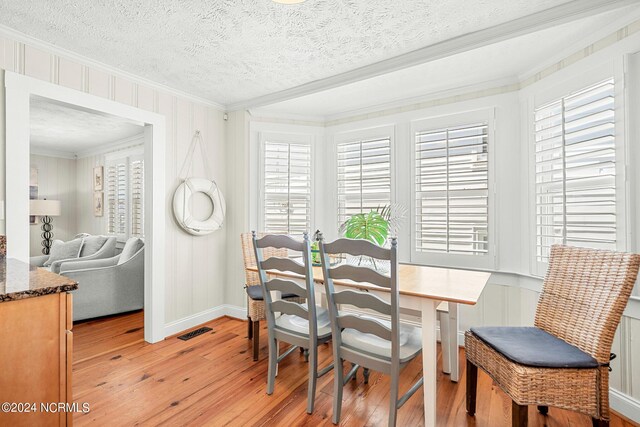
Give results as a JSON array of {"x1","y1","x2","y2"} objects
[{"x1": 0, "y1": 257, "x2": 77, "y2": 302}]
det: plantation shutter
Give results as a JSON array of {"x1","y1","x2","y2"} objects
[
  {"x1": 415, "y1": 123, "x2": 489, "y2": 254},
  {"x1": 107, "y1": 161, "x2": 128, "y2": 238},
  {"x1": 534, "y1": 78, "x2": 616, "y2": 262},
  {"x1": 337, "y1": 137, "x2": 391, "y2": 224},
  {"x1": 263, "y1": 141, "x2": 312, "y2": 235},
  {"x1": 130, "y1": 157, "x2": 144, "y2": 237}
]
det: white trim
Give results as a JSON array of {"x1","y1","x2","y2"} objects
[
  {"x1": 164, "y1": 304, "x2": 247, "y2": 337},
  {"x1": 78, "y1": 134, "x2": 144, "y2": 158},
  {"x1": 223, "y1": 304, "x2": 247, "y2": 320},
  {"x1": 610, "y1": 388, "x2": 640, "y2": 423},
  {"x1": 30, "y1": 146, "x2": 76, "y2": 159},
  {"x1": 4, "y1": 72, "x2": 166, "y2": 344},
  {"x1": 228, "y1": 0, "x2": 636, "y2": 110},
  {"x1": 0, "y1": 25, "x2": 225, "y2": 111},
  {"x1": 409, "y1": 109, "x2": 497, "y2": 270},
  {"x1": 164, "y1": 306, "x2": 228, "y2": 337}
]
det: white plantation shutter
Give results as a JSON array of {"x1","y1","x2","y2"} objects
[
  {"x1": 106, "y1": 151, "x2": 144, "y2": 240},
  {"x1": 534, "y1": 79, "x2": 616, "y2": 262},
  {"x1": 415, "y1": 123, "x2": 489, "y2": 254},
  {"x1": 337, "y1": 137, "x2": 391, "y2": 224},
  {"x1": 107, "y1": 161, "x2": 128, "y2": 238},
  {"x1": 130, "y1": 157, "x2": 144, "y2": 237},
  {"x1": 263, "y1": 141, "x2": 312, "y2": 235}
]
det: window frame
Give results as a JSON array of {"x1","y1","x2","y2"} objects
[
  {"x1": 528, "y1": 67, "x2": 628, "y2": 277},
  {"x1": 104, "y1": 145, "x2": 144, "y2": 242},
  {"x1": 258, "y1": 131, "x2": 315, "y2": 236},
  {"x1": 332, "y1": 125, "x2": 396, "y2": 235},
  {"x1": 410, "y1": 109, "x2": 496, "y2": 270}
]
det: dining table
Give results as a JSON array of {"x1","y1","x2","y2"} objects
[{"x1": 247, "y1": 262, "x2": 490, "y2": 426}]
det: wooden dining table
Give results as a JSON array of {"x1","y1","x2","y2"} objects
[{"x1": 247, "y1": 262, "x2": 490, "y2": 426}]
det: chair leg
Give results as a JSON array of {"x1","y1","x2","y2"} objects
[
  {"x1": 252, "y1": 321, "x2": 260, "y2": 361},
  {"x1": 247, "y1": 317, "x2": 253, "y2": 339},
  {"x1": 440, "y1": 311, "x2": 451, "y2": 374},
  {"x1": 466, "y1": 360, "x2": 478, "y2": 416},
  {"x1": 389, "y1": 365, "x2": 400, "y2": 427},
  {"x1": 332, "y1": 358, "x2": 344, "y2": 424},
  {"x1": 363, "y1": 368, "x2": 370, "y2": 384},
  {"x1": 307, "y1": 344, "x2": 317, "y2": 414},
  {"x1": 266, "y1": 336, "x2": 277, "y2": 395},
  {"x1": 512, "y1": 401, "x2": 528, "y2": 427},
  {"x1": 537, "y1": 405, "x2": 548, "y2": 415},
  {"x1": 592, "y1": 419, "x2": 609, "y2": 427}
]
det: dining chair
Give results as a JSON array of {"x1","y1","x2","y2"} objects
[
  {"x1": 252, "y1": 231, "x2": 333, "y2": 414},
  {"x1": 466, "y1": 245, "x2": 640, "y2": 427},
  {"x1": 240, "y1": 232, "x2": 305, "y2": 361},
  {"x1": 318, "y1": 235, "x2": 423, "y2": 427}
]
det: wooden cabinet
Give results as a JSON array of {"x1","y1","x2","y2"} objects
[{"x1": 0, "y1": 292, "x2": 73, "y2": 426}]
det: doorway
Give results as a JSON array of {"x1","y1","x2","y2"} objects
[{"x1": 5, "y1": 71, "x2": 166, "y2": 343}]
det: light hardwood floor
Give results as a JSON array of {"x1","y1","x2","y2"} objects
[{"x1": 72, "y1": 312, "x2": 638, "y2": 426}]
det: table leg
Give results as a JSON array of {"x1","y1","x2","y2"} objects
[
  {"x1": 448, "y1": 302, "x2": 459, "y2": 382},
  {"x1": 421, "y1": 299, "x2": 438, "y2": 427}
]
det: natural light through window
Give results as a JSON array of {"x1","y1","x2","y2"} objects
[
  {"x1": 263, "y1": 141, "x2": 312, "y2": 235},
  {"x1": 337, "y1": 137, "x2": 391, "y2": 225},
  {"x1": 414, "y1": 123, "x2": 489, "y2": 255},
  {"x1": 534, "y1": 78, "x2": 616, "y2": 262}
]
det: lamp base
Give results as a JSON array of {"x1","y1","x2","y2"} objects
[{"x1": 41, "y1": 216, "x2": 54, "y2": 255}]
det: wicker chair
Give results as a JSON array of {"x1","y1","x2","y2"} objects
[
  {"x1": 240, "y1": 232, "x2": 305, "y2": 361},
  {"x1": 466, "y1": 245, "x2": 640, "y2": 427}
]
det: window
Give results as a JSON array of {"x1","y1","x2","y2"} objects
[
  {"x1": 337, "y1": 136, "x2": 391, "y2": 225},
  {"x1": 262, "y1": 141, "x2": 312, "y2": 234},
  {"x1": 534, "y1": 79, "x2": 616, "y2": 262},
  {"x1": 414, "y1": 123, "x2": 489, "y2": 255},
  {"x1": 106, "y1": 153, "x2": 144, "y2": 240}
]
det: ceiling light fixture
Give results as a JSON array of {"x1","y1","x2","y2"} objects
[{"x1": 272, "y1": 0, "x2": 306, "y2": 4}]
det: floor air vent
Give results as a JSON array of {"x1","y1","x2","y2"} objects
[{"x1": 177, "y1": 327, "x2": 212, "y2": 341}]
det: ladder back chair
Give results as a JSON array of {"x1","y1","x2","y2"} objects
[
  {"x1": 466, "y1": 245, "x2": 640, "y2": 427},
  {"x1": 252, "y1": 231, "x2": 333, "y2": 414},
  {"x1": 318, "y1": 235, "x2": 423, "y2": 427},
  {"x1": 240, "y1": 232, "x2": 305, "y2": 361}
]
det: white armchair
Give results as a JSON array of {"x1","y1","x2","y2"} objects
[{"x1": 60, "y1": 238, "x2": 144, "y2": 321}]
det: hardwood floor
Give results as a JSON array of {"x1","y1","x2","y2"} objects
[{"x1": 72, "y1": 313, "x2": 638, "y2": 426}]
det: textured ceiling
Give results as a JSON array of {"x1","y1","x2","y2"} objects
[
  {"x1": 254, "y1": 7, "x2": 632, "y2": 118},
  {"x1": 30, "y1": 97, "x2": 144, "y2": 154},
  {"x1": 0, "y1": 0, "x2": 575, "y2": 105}
]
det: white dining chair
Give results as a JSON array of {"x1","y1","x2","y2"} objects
[{"x1": 318, "y1": 235, "x2": 423, "y2": 426}]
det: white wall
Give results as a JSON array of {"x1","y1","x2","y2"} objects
[
  {"x1": 75, "y1": 153, "x2": 106, "y2": 236},
  {"x1": 28, "y1": 154, "x2": 77, "y2": 255},
  {"x1": 0, "y1": 34, "x2": 228, "y2": 327}
]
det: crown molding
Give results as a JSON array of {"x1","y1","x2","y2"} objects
[
  {"x1": 30, "y1": 146, "x2": 77, "y2": 159},
  {"x1": 517, "y1": 9, "x2": 640, "y2": 82},
  {"x1": 323, "y1": 76, "x2": 520, "y2": 124},
  {"x1": 227, "y1": 0, "x2": 638, "y2": 111},
  {"x1": 0, "y1": 25, "x2": 226, "y2": 111},
  {"x1": 76, "y1": 134, "x2": 145, "y2": 159}
]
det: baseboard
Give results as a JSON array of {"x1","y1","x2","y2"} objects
[
  {"x1": 610, "y1": 388, "x2": 640, "y2": 423},
  {"x1": 223, "y1": 304, "x2": 247, "y2": 320},
  {"x1": 164, "y1": 305, "x2": 246, "y2": 337}
]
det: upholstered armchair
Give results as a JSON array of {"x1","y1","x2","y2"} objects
[{"x1": 60, "y1": 238, "x2": 144, "y2": 321}]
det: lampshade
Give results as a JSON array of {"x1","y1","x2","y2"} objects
[{"x1": 30, "y1": 199, "x2": 61, "y2": 216}]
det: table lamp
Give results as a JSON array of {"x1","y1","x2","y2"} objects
[{"x1": 30, "y1": 199, "x2": 61, "y2": 255}]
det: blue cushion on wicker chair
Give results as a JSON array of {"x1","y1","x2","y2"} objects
[{"x1": 470, "y1": 326, "x2": 599, "y2": 369}]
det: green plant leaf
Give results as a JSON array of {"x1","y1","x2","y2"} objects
[{"x1": 342, "y1": 211, "x2": 388, "y2": 246}]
